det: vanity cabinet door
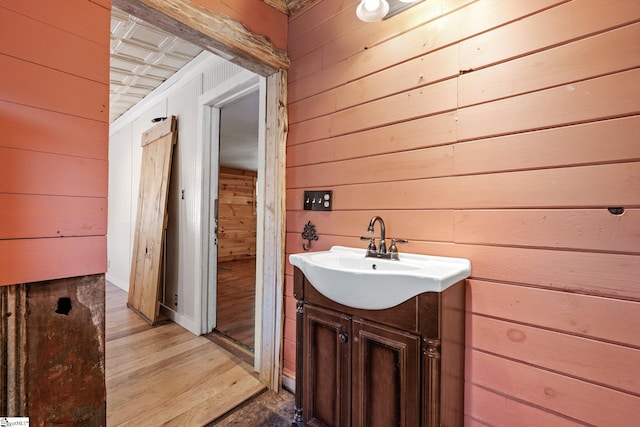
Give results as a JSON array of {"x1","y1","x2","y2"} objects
[
  {"x1": 351, "y1": 318, "x2": 421, "y2": 427},
  {"x1": 303, "y1": 305, "x2": 352, "y2": 427}
]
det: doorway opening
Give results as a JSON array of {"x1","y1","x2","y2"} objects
[
  {"x1": 208, "y1": 89, "x2": 261, "y2": 364},
  {"x1": 111, "y1": 0, "x2": 287, "y2": 392},
  {"x1": 199, "y1": 72, "x2": 268, "y2": 372}
]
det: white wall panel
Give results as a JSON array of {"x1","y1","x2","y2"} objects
[
  {"x1": 166, "y1": 76, "x2": 202, "y2": 321},
  {"x1": 203, "y1": 61, "x2": 245, "y2": 93},
  {"x1": 106, "y1": 124, "x2": 132, "y2": 290}
]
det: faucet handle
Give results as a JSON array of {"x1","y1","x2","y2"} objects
[
  {"x1": 388, "y1": 238, "x2": 408, "y2": 258},
  {"x1": 360, "y1": 236, "x2": 376, "y2": 252}
]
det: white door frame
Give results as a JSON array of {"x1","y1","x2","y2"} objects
[{"x1": 198, "y1": 70, "x2": 284, "y2": 387}]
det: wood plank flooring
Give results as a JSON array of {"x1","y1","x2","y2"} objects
[
  {"x1": 106, "y1": 282, "x2": 265, "y2": 426},
  {"x1": 215, "y1": 259, "x2": 256, "y2": 351}
]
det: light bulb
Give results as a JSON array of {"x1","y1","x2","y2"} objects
[
  {"x1": 364, "y1": 0, "x2": 381, "y2": 11},
  {"x1": 356, "y1": 0, "x2": 389, "y2": 22}
]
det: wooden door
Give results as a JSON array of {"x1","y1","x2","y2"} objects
[
  {"x1": 351, "y1": 318, "x2": 421, "y2": 427},
  {"x1": 303, "y1": 305, "x2": 351, "y2": 427},
  {"x1": 128, "y1": 117, "x2": 177, "y2": 324}
]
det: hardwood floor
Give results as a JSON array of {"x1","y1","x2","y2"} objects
[
  {"x1": 106, "y1": 282, "x2": 265, "y2": 426},
  {"x1": 215, "y1": 259, "x2": 256, "y2": 351}
]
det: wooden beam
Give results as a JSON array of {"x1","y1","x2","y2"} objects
[
  {"x1": 260, "y1": 70, "x2": 288, "y2": 390},
  {"x1": 264, "y1": 0, "x2": 289, "y2": 15},
  {"x1": 113, "y1": 0, "x2": 289, "y2": 76},
  {"x1": 287, "y1": 0, "x2": 319, "y2": 15}
]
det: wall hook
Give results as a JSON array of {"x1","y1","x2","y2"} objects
[{"x1": 302, "y1": 221, "x2": 318, "y2": 251}]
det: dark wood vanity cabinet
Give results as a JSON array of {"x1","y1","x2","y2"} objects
[{"x1": 293, "y1": 267, "x2": 465, "y2": 427}]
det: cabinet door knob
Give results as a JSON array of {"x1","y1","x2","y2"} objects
[{"x1": 338, "y1": 332, "x2": 348, "y2": 343}]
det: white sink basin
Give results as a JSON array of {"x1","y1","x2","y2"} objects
[{"x1": 289, "y1": 246, "x2": 471, "y2": 310}]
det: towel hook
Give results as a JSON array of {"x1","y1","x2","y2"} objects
[{"x1": 302, "y1": 221, "x2": 318, "y2": 251}]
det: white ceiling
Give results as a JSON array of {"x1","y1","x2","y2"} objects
[
  {"x1": 110, "y1": 7, "x2": 259, "y2": 171},
  {"x1": 110, "y1": 7, "x2": 204, "y2": 124},
  {"x1": 220, "y1": 91, "x2": 260, "y2": 171}
]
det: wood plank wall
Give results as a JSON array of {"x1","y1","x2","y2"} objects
[
  {"x1": 285, "y1": 0, "x2": 640, "y2": 424},
  {"x1": 218, "y1": 167, "x2": 258, "y2": 262},
  {"x1": 0, "y1": 0, "x2": 110, "y2": 286}
]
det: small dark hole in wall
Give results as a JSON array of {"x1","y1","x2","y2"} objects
[
  {"x1": 607, "y1": 207, "x2": 624, "y2": 215},
  {"x1": 56, "y1": 297, "x2": 72, "y2": 315}
]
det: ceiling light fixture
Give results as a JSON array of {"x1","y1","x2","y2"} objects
[
  {"x1": 356, "y1": 0, "x2": 422, "y2": 22},
  {"x1": 356, "y1": 0, "x2": 389, "y2": 22}
]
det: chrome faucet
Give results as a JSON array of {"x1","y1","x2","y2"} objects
[
  {"x1": 361, "y1": 216, "x2": 408, "y2": 260},
  {"x1": 367, "y1": 216, "x2": 387, "y2": 254}
]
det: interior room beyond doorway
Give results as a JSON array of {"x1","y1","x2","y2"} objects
[{"x1": 210, "y1": 90, "x2": 260, "y2": 361}]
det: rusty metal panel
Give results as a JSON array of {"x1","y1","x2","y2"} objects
[{"x1": 21, "y1": 275, "x2": 106, "y2": 426}]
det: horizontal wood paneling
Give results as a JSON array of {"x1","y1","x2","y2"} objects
[
  {"x1": 454, "y1": 115, "x2": 640, "y2": 175},
  {"x1": 286, "y1": 144, "x2": 453, "y2": 187},
  {"x1": 458, "y1": 0, "x2": 640, "y2": 71},
  {"x1": 286, "y1": 207, "x2": 640, "y2": 254},
  {"x1": 288, "y1": 0, "x2": 566, "y2": 101},
  {"x1": 288, "y1": 89, "x2": 336, "y2": 126},
  {"x1": 0, "y1": 54, "x2": 108, "y2": 122},
  {"x1": 468, "y1": 350, "x2": 640, "y2": 426},
  {"x1": 319, "y1": 0, "x2": 465, "y2": 68},
  {"x1": 424, "y1": 242, "x2": 640, "y2": 300},
  {"x1": 457, "y1": 69, "x2": 640, "y2": 140},
  {"x1": 468, "y1": 280, "x2": 640, "y2": 347},
  {"x1": 286, "y1": 1, "x2": 640, "y2": 423},
  {"x1": 287, "y1": 210, "x2": 454, "y2": 243},
  {"x1": 288, "y1": 0, "x2": 359, "y2": 61},
  {"x1": 0, "y1": 7, "x2": 109, "y2": 83},
  {"x1": 0, "y1": 0, "x2": 110, "y2": 46},
  {"x1": 465, "y1": 384, "x2": 584, "y2": 427},
  {"x1": 291, "y1": 78, "x2": 458, "y2": 143},
  {"x1": 0, "y1": 100, "x2": 108, "y2": 160},
  {"x1": 448, "y1": 162, "x2": 640, "y2": 209},
  {"x1": 469, "y1": 315, "x2": 640, "y2": 394},
  {"x1": 455, "y1": 209, "x2": 640, "y2": 253},
  {"x1": 287, "y1": 163, "x2": 640, "y2": 209},
  {"x1": 0, "y1": 147, "x2": 108, "y2": 197},
  {"x1": 0, "y1": 194, "x2": 107, "y2": 239},
  {"x1": 0, "y1": 236, "x2": 107, "y2": 286},
  {"x1": 335, "y1": 45, "x2": 459, "y2": 112},
  {"x1": 287, "y1": 48, "x2": 322, "y2": 82},
  {"x1": 289, "y1": 45, "x2": 459, "y2": 125},
  {"x1": 288, "y1": 0, "x2": 354, "y2": 46},
  {"x1": 459, "y1": 22, "x2": 640, "y2": 107},
  {"x1": 291, "y1": 52, "x2": 639, "y2": 156},
  {"x1": 288, "y1": 112, "x2": 456, "y2": 157},
  {"x1": 282, "y1": 333, "x2": 297, "y2": 375},
  {"x1": 1, "y1": 0, "x2": 109, "y2": 287}
]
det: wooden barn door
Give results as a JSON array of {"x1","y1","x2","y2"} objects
[{"x1": 128, "y1": 116, "x2": 177, "y2": 324}]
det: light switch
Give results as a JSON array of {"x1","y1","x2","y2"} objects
[{"x1": 303, "y1": 190, "x2": 333, "y2": 211}]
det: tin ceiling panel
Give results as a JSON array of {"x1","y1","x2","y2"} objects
[{"x1": 110, "y1": 7, "x2": 204, "y2": 123}]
